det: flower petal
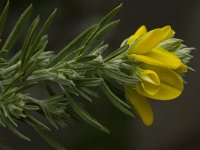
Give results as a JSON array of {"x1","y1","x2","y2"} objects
[
  {"x1": 125, "y1": 86, "x2": 153, "y2": 126},
  {"x1": 129, "y1": 47, "x2": 181, "y2": 69},
  {"x1": 175, "y1": 63, "x2": 188, "y2": 74},
  {"x1": 138, "y1": 82, "x2": 160, "y2": 96},
  {"x1": 161, "y1": 26, "x2": 175, "y2": 40},
  {"x1": 137, "y1": 69, "x2": 160, "y2": 95},
  {"x1": 138, "y1": 69, "x2": 160, "y2": 85},
  {"x1": 127, "y1": 25, "x2": 147, "y2": 45},
  {"x1": 129, "y1": 26, "x2": 174, "y2": 55},
  {"x1": 137, "y1": 65, "x2": 184, "y2": 100}
]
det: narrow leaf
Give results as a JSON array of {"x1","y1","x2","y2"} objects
[
  {"x1": 81, "y1": 87, "x2": 99, "y2": 98},
  {"x1": 26, "y1": 114, "x2": 51, "y2": 131},
  {"x1": 26, "y1": 9, "x2": 56, "y2": 60},
  {"x1": 1, "y1": 4, "x2": 33, "y2": 55},
  {"x1": 74, "y1": 87, "x2": 92, "y2": 102},
  {"x1": 33, "y1": 127, "x2": 67, "y2": 150},
  {"x1": 90, "y1": 44, "x2": 108, "y2": 55},
  {"x1": 60, "y1": 85, "x2": 110, "y2": 133},
  {"x1": 48, "y1": 25, "x2": 96, "y2": 67},
  {"x1": 7, "y1": 124, "x2": 31, "y2": 141},
  {"x1": 101, "y1": 81, "x2": 134, "y2": 117},
  {"x1": 76, "y1": 55, "x2": 97, "y2": 63},
  {"x1": 74, "y1": 78, "x2": 103, "y2": 87},
  {"x1": 0, "y1": 1, "x2": 9, "y2": 37},
  {"x1": 20, "y1": 16, "x2": 40, "y2": 70},
  {"x1": 102, "y1": 69, "x2": 138, "y2": 84},
  {"x1": 99, "y1": 4, "x2": 123, "y2": 27},
  {"x1": 81, "y1": 20, "x2": 120, "y2": 56},
  {"x1": 104, "y1": 44, "x2": 129, "y2": 62}
]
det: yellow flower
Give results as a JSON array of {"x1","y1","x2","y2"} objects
[
  {"x1": 125, "y1": 64, "x2": 184, "y2": 126},
  {"x1": 127, "y1": 25, "x2": 185, "y2": 70},
  {"x1": 124, "y1": 25, "x2": 189, "y2": 126}
]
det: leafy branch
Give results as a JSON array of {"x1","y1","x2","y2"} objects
[{"x1": 0, "y1": 2, "x2": 138, "y2": 150}]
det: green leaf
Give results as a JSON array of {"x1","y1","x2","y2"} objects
[
  {"x1": 92, "y1": 20, "x2": 120, "y2": 42},
  {"x1": 49, "y1": 73, "x2": 75, "y2": 86},
  {"x1": 0, "y1": 1, "x2": 9, "y2": 37},
  {"x1": 48, "y1": 4, "x2": 121, "y2": 66},
  {"x1": 40, "y1": 106, "x2": 59, "y2": 129},
  {"x1": 79, "y1": 24, "x2": 99, "y2": 48},
  {"x1": 22, "y1": 60, "x2": 38, "y2": 80},
  {"x1": 48, "y1": 25, "x2": 96, "y2": 67},
  {"x1": 33, "y1": 126, "x2": 67, "y2": 150},
  {"x1": 105, "y1": 79, "x2": 126, "y2": 100},
  {"x1": 26, "y1": 9, "x2": 56, "y2": 60},
  {"x1": 101, "y1": 81, "x2": 134, "y2": 117},
  {"x1": 3, "y1": 73, "x2": 24, "y2": 93},
  {"x1": 34, "y1": 35, "x2": 48, "y2": 52},
  {"x1": 80, "y1": 3, "x2": 122, "y2": 49},
  {"x1": 76, "y1": 55, "x2": 97, "y2": 63},
  {"x1": 99, "y1": 4, "x2": 123, "y2": 27},
  {"x1": 7, "y1": 124, "x2": 31, "y2": 141},
  {"x1": 8, "y1": 50, "x2": 21, "y2": 66},
  {"x1": 81, "y1": 20, "x2": 120, "y2": 56},
  {"x1": 104, "y1": 44, "x2": 129, "y2": 62},
  {"x1": 71, "y1": 98, "x2": 110, "y2": 133},
  {"x1": 20, "y1": 16, "x2": 40, "y2": 70},
  {"x1": 74, "y1": 87, "x2": 92, "y2": 102},
  {"x1": 102, "y1": 69, "x2": 138, "y2": 84},
  {"x1": 81, "y1": 87, "x2": 99, "y2": 98},
  {"x1": 72, "y1": 63, "x2": 96, "y2": 72},
  {"x1": 25, "y1": 114, "x2": 51, "y2": 131},
  {"x1": 0, "y1": 110, "x2": 6, "y2": 127},
  {"x1": 74, "y1": 77, "x2": 103, "y2": 87},
  {"x1": 1, "y1": 4, "x2": 33, "y2": 55},
  {"x1": 90, "y1": 44, "x2": 108, "y2": 55},
  {"x1": 62, "y1": 89, "x2": 110, "y2": 134}
]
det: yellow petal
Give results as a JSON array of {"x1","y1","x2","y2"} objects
[
  {"x1": 125, "y1": 86, "x2": 153, "y2": 126},
  {"x1": 137, "y1": 69, "x2": 160, "y2": 95},
  {"x1": 129, "y1": 47, "x2": 181, "y2": 69},
  {"x1": 161, "y1": 26, "x2": 175, "y2": 40},
  {"x1": 129, "y1": 26, "x2": 174, "y2": 55},
  {"x1": 137, "y1": 65, "x2": 184, "y2": 100},
  {"x1": 129, "y1": 28, "x2": 165, "y2": 54},
  {"x1": 138, "y1": 82, "x2": 159, "y2": 96},
  {"x1": 127, "y1": 25, "x2": 147, "y2": 45},
  {"x1": 138, "y1": 69, "x2": 160, "y2": 85},
  {"x1": 175, "y1": 63, "x2": 188, "y2": 74}
]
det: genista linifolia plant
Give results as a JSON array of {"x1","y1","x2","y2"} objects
[{"x1": 0, "y1": 1, "x2": 193, "y2": 149}]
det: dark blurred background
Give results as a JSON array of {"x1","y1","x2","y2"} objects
[{"x1": 0, "y1": 0, "x2": 200, "y2": 150}]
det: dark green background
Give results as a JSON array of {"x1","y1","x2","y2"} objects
[{"x1": 0, "y1": 0, "x2": 200, "y2": 150}]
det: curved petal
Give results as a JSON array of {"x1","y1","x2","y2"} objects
[
  {"x1": 138, "y1": 82, "x2": 160, "y2": 96},
  {"x1": 130, "y1": 26, "x2": 174, "y2": 55},
  {"x1": 125, "y1": 86, "x2": 153, "y2": 126},
  {"x1": 161, "y1": 26, "x2": 175, "y2": 40},
  {"x1": 130, "y1": 28, "x2": 164, "y2": 54},
  {"x1": 129, "y1": 47, "x2": 181, "y2": 69},
  {"x1": 175, "y1": 63, "x2": 188, "y2": 74},
  {"x1": 127, "y1": 25, "x2": 147, "y2": 45},
  {"x1": 137, "y1": 65, "x2": 184, "y2": 100},
  {"x1": 137, "y1": 69, "x2": 160, "y2": 95},
  {"x1": 138, "y1": 69, "x2": 160, "y2": 85}
]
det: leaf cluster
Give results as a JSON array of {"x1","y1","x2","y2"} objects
[{"x1": 0, "y1": 2, "x2": 138, "y2": 149}]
